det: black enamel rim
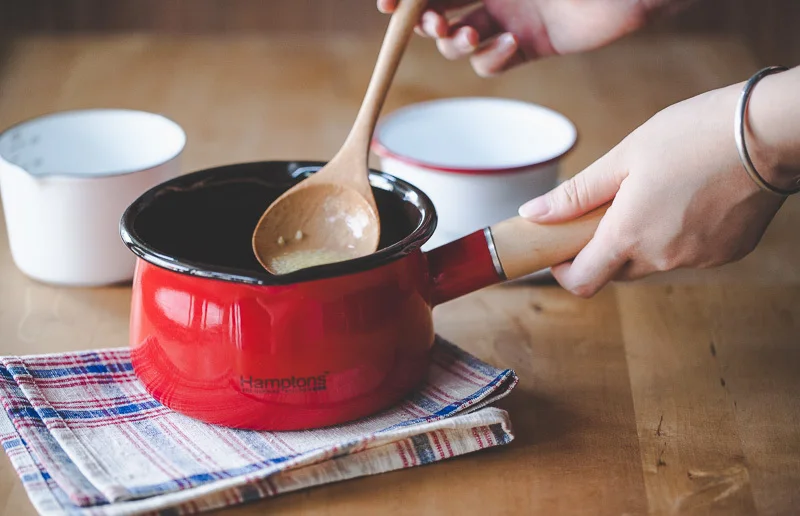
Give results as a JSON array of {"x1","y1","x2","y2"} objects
[{"x1": 119, "y1": 161, "x2": 438, "y2": 286}]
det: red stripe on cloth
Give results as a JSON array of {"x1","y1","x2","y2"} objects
[
  {"x1": 18, "y1": 352, "x2": 129, "y2": 368},
  {"x1": 428, "y1": 384, "x2": 459, "y2": 402},
  {"x1": 421, "y1": 388, "x2": 450, "y2": 405},
  {"x1": 207, "y1": 425, "x2": 265, "y2": 469},
  {"x1": 2, "y1": 407, "x2": 93, "y2": 505},
  {"x1": 471, "y1": 428, "x2": 485, "y2": 449},
  {"x1": 208, "y1": 427, "x2": 268, "y2": 504},
  {"x1": 160, "y1": 418, "x2": 225, "y2": 483},
  {"x1": 439, "y1": 430, "x2": 454, "y2": 457},
  {"x1": 481, "y1": 425, "x2": 494, "y2": 446},
  {"x1": 263, "y1": 475, "x2": 278, "y2": 496},
  {"x1": 70, "y1": 351, "x2": 187, "y2": 492},
  {"x1": 29, "y1": 408, "x2": 173, "y2": 430},
  {"x1": 395, "y1": 441, "x2": 410, "y2": 469},
  {"x1": 432, "y1": 352, "x2": 495, "y2": 385},
  {"x1": 401, "y1": 402, "x2": 427, "y2": 418},
  {"x1": 23, "y1": 376, "x2": 141, "y2": 389},
  {"x1": 430, "y1": 430, "x2": 445, "y2": 460},
  {"x1": 12, "y1": 404, "x2": 173, "y2": 428},
  {"x1": 130, "y1": 420, "x2": 191, "y2": 482},
  {"x1": 269, "y1": 433, "x2": 297, "y2": 455},
  {"x1": 430, "y1": 358, "x2": 482, "y2": 386},
  {"x1": 48, "y1": 392, "x2": 153, "y2": 408},
  {"x1": 402, "y1": 439, "x2": 418, "y2": 466},
  {"x1": 451, "y1": 360, "x2": 494, "y2": 384}
]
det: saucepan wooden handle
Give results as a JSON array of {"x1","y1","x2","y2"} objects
[
  {"x1": 488, "y1": 205, "x2": 609, "y2": 281},
  {"x1": 426, "y1": 204, "x2": 609, "y2": 305}
]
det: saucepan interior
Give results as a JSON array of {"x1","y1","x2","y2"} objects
[{"x1": 120, "y1": 160, "x2": 437, "y2": 283}]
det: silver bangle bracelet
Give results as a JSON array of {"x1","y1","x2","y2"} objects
[{"x1": 734, "y1": 65, "x2": 799, "y2": 196}]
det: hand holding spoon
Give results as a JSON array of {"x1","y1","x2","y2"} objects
[{"x1": 252, "y1": 0, "x2": 427, "y2": 275}]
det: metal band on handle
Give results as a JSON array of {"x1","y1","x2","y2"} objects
[
  {"x1": 734, "y1": 65, "x2": 799, "y2": 196},
  {"x1": 483, "y1": 227, "x2": 506, "y2": 280}
]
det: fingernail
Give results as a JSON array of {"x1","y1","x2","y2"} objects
[
  {"x1": 422, "y1": 11, "x2": 438, "y2": 37},
  {"x1": 457, "y1": 29, "x2": 474, "y2": 51},
  {"x1": 519, "y1": 196, "x2": 549, "y2": 219},
  {"x1": 498, "y1": 32, "x2": 516, "y2": 51}
]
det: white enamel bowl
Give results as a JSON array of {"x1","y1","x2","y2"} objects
[
  {"x1": 0, "y1": 109, "x2": 186, "y2": 286},
  {"x1": 372, "y1": 97, "x2": 577, "y2": 250}
]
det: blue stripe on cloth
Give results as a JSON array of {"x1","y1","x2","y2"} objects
[
  {"x1": 2, "y1": 438, "x2": 22, "y2": 450},
  {"x1": 232, "y1": 428, "x2": 288, "y2": 461},
  {"x1": 125, "y1": 456, "x2": 292, "y2": 497},
  {"x1": 381, "y1": 372, "x2": 512, "y2": 430},
  {"x1": 410, "y1": 434, "x2": 436, "y2": 464},
  {"x1": 55, "y1": 400, "x2": 163, "y2": 420},
  {"x1": 77, "y1": 352, "x2": 110, "y2": 364},
  {"x1": 237, "y1": 482, "x2": 264, "y2": 503},
  {"x1": 15, "y1": 362, "x2": 134, "y2": 379},
  {"x1": 0, "y1": 403, "x2": 108, "y2": 505},
  {"x1": 489, "y1": 423, "x2": 510, "y2": 445},
  {"x1": 9, "y1": 402, "x2": 164, "y2": 421},
  {"x1": 26, "y1": 363, "x2": 296, "y2": 498},
  {"x1": 0, "y1": 339, "x2": 517, "y2": 510},
  {"x1": 405, "y1": 391, "x2": 443, "y2": 413},
  {"x1": 21, "y1": 471, "x2": 50, "y2": 483}
]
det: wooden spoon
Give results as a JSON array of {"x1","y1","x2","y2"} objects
[{"x1": 252, "y1": 0, "x2": 427, "y2": 275}]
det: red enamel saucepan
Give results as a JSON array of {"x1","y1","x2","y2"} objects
[{"x1": 120, "y1": 161, "x2": 604, "y2": 431}]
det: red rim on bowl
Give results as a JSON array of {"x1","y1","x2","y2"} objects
[{"x1": 371, "y1": 97, "x2": 578, "y2": 175}]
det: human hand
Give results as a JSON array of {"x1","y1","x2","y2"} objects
[
  {"x1": 376, "y1": 0, "x2": 683, "y2": 77},
  {"x1": 518, "y1": 82, "x2": 787, "y2": 297}
]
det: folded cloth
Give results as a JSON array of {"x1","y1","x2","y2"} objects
[{"x1": 0, "y1": 337, "x2": 517, "y2": 516}]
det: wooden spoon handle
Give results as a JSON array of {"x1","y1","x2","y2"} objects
[
  {"x1": 345, "y1": 0, "x2": 427, "y2": 149},
  {"x1": 489, "y1": 204, "x2": 610, "y2": 280}
]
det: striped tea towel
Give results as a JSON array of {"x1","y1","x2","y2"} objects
[{"x1": 0, "y1": 337, "x2": 518, "y2": 516}]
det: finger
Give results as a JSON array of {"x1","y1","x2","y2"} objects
[
  {"x1": 435, "y1": 6, "x2": 501, "y2": 59},
  {"x1": 421, "y1": 10, "x2": 449, "y2": 38},
  {"x1": 550, "y1": 228, "x2": 629, "y2": 298},
  {"x1": 469, "y1": 32, "x2": 525, "y2": 78},
  {"x1": 380, "y1": 0, "x2": 477, "y2": 15},
  {"x1": 449, "y1": 5, "x2": 502, "y2": 38},
  {"x1": 377, "y1": 0, "x2": 397, "y2": 14},
  {"x1": 436, "y1": 26, "x2": 480, "y2": 59},
  {"x1": 519, "y1": 149, "x2": 626, "y2": 223}
]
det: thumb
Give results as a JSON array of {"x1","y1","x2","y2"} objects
[{"x1": 519, "y1": 151, "x2": 626, "y2": 223}]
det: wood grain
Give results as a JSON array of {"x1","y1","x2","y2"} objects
[
  {"x1": 709, "y1": 287, "x2": 800, "y2": 514},
  {"x1": 618, "y1": 285, "x2": 757, "y2": 515},
  {"x1": 2, "y1": 0, "x2": 799, "y2": 64},
  {"x1": 618, "y1": 285, "x2": 800, "y2": 515},
  {"x1": 0, "y1": 33, "x2": 799, "y2": 515}
]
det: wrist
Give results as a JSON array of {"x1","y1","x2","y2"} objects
[{"x1": 743, "y1": 66, "x2": 800, "y2": 192}]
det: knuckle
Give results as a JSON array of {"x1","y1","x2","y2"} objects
[
  {"x1": 652, "y1": 250, "x2": 679, "y2": 272},
  {"x1": 557, "y1": 175, "x2": 593, "y2": 213},
  {"x1": 559, "y1": 178, "x2": 579, "y2": 206}
]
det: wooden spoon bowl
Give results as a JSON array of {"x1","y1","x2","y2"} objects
[
  {"x1": 252, "y1": 0, "x2": 427, "y2": 275},
  {"x1": 251, "y1": 182, "x2": 380, "y2": 274}
]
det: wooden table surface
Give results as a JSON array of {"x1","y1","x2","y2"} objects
[{"x1": 0, "y1": 32, "x2": 798, "y2": 515}]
